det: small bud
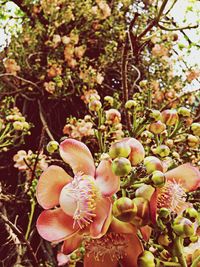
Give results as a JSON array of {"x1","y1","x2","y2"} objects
[
  {"x1": 187, "y1": 134, "x2": 199, "y2": 147},
  {"x1": 150, "y1": 171, "x2": 166, "y2": 188},
  {"x1": 89, "y1": 100, "x2": 102, "y2": 112},
  {"x1": 164, "y1": 139, "x2": 174, "y2": 148},
  {"x1": 158, "y1": 208, "x2": 171, "y2": 223},
  {"x1": 104, "y1": 96, "x2": 114, "y2": 106},
  {"x1": 172, "y1": 216, "x2": 195, "y2": 237},
  {"x1": 158, "y1": 234, "x2": 172, "y2": 246},
  {"x1": 149, "y1": 121, "x2": 166, "y2": 134},
  {"x1": 191, "y1": 123, "x2": 200, "y2": 137},
  {"x1": 144, "y1": 156, "x2": 163, "y2": 174},
  {"x1": 139, "y1": 80, "x2": 148, "y2": 87},
  {"x1": 109, "y1": 141, "x2": 131, "y2": 159},
  {"x1": 138, "y1": 251, "x2": 155, "y2": 267},
  {"x1": 125, "y1": 100, "x2": 137, "y2": 109},
  {"x1": 161, "y1": 109, "x2": 179, "y2": 126},
  {"x1": 150, "y1": 109, "x2": 161, "y2": 121},
  {"x1": 112, "y1": 197, "x2": 137, "y2": 222},
  {"x1": 22, "y1": 121, "x2": 30, "y2": 130},
  {"x1": 13, "y1": 121, "x2": 24, "y2": 131},
  {"x1": 183, "y1": 207, "x2": 199, "y2": 223},
  {"x1": 111, "y1": 157, "x2": 132, "y2": 176},
  {"x1": 128, "y1": 138, "x2": 145, "y2": 166},
  {"x1": 46, "y1": 141, "x2": 59, "y2": 153},
  {"x1": 155, "y1": 145, "x2": 170, "y2": 157},
  {"x1": 178, "y1": 107, "x2": 191, "y2": 117}
]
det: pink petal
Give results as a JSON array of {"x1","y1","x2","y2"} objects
[
  {"x1": 140, "y1": 225, "x2": 152, "y2": 242},
  {"x1": 120, "y1": 234, "x2": 143, "y2": 267},
  {"x1": 57, "y1": 252, "x2": 70, "y2": 266},
  {"x1": 59, "y1": 139, "x2": 95, "y2": 176},
  {"x1": 61, "y1": 233, "x2": 83, "y2": 254},
  {"x1": 36, "y1": 208, "x2": 79, "y2": 242},
  {"x1": 149, "y1": 189, "x2": 158, "y2": 224},
  {"x1": 95, "y1": 159, "x2": 120, "y2": 197},
  {"x1": 124, "y1": 138, "x2": 145, "y2": 165},
  {"x1": 109, "y1": 217, "x2": 137, "y2": 235},
  {"x1": 84, "y1": 253, "x2": 118, "y2": 267},
  {"x1": 90, "y1": 197, "x2": 112, "y2": 238},
  {"x1": 165, "y1": 163, "x2": 200, "y2": 192},
  {"x1": 36, "y1": 165, "x2": 72, "y2": 209}
]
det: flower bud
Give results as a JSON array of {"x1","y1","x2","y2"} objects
[
  {"x1": 164, "y1": 139, "x2": 174, "y2": 148},
  {"x1": 158, "y1": 208, "x2": 171, "y2": 223},
  {"x1": 144, "y1": 156, "x2": 163, "y2": 174},
  {"x1": 131, "y1": 197, "x2": 150, "y2": 226},
  {"x1": 150, "y1": 109, "x2": 161, "y2": 121},
  {"x1": 150, "y1": 171, "x2": 166, "y2": 188},
  {"x1": 139, "y1": 80, "x2": 148, "y2": 87},
  {"x1": 22, "y1": 121, "x2": 30, "y2": 130},
  {"x1": 149, "y1": 121, "x2": 166, "y2": 134},
  {"x1": 191, "y1": 123, "x2": 200, "y2": 137},
  {"x1": 112, "y1": 197, "x2": 137, "y2": 222},
  {"x1": 125, "y1": 100, "x2": 137, "y2": 109},
  {"x1": 178, "y1": 107, "x2": 191, "y2": 117},
  {"x1": 158, "y1": 234, "x2": 172, "y2": 246},
  {"x1": 111, "y1": 157, "x2": 132, "y2": 176},
  {"x1": 138, "y1": 251, "x2": 155, "y2": 267},
  {"x1": 128, "y1": 138, "x2": 145, "y2": 165},
  {"x1": 109, "y1": 141, "x2": 131, "y2": 159},
  {"x1": 46, "y1": 141, "x2": 59, "y2": 153},
  {"x1": 187, "y1": 134, "x2": 199, "y2": 147},
  {"x1": 183, "y1": 207, "x2": 199, "y2": 223},
  {"x1": 104, "y1": 96, "x2": 114, "y2": 106},
  {"x1": 89, "y1": 100, "x2": 102, "y2": 111},
  {"x1": 13, "y1": 121, "x2": 24, "y2": 131},
  {"x1": 155, "y1": 145, "x2": 170, "y2": 157},
  {"x1": 161, "y1": 109, "x2": 179, "y2": 126},
  {"x1": 172, "y1": 216, "x2": 195, "y2": 237}
]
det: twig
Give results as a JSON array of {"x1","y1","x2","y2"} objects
[
  {"x1": 0, "y1": 212, "x2": 39, "y2": 266},
  {"x1": 121, "y1": 35, "x2": 131, "y2": 131},
  {"x1": 38, "y1": 100, "x2": 55, "y2": 141}
]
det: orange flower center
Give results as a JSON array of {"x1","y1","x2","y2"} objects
[
  {"x1": 157, "y1": 180, "x2": 186, "y2": 213},
  {"x1": 85, "y1": 233, "x2": 127, "y2": 262}
]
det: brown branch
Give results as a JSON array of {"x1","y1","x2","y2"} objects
[
  {"x1": 0, "y1": 212, "x2": 39, "y2": 266},
  {"x1": 38, "y1": 100, "x2": 55, "y2": 141},
  {"x1": 121, "y1": 36, "x2": 131, "y2": 131}
]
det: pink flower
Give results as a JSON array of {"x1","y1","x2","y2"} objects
[
  {"x1": 149, "y1": 164, "x2": 200, "y2": 223},
  {"x1": 36, "y1": 139, "x2": 120, "y2": 244},
  {"x1": 58, "y1": 218, "x2": 144, "y2": 267}
]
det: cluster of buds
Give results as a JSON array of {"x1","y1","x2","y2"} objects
[
  {"x1": 3, "y1": 58, "x2": 21, "y2": 75},
  {"x1": 13, "y1": 150, "x2": 48, "y2": 180},
  {"x1": 91, "y1": 0, "x2": 111, "y2": 20},
  {"x1": 0, "y1": 101, "x2": 31, "y2": 152},
  {"x1": 63, "y1": 116, "x2": 94, "y2": 140}
]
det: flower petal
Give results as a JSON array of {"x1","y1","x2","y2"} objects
[
  {"x1": 36, "y1": 165, "x2": 72, "y2": 209},
  {"x1": 57, "y1": 252, "x2": 70, "y2": 266},
  {"x1": 59, "y1": 139, "x2": 95, "y2": 176},
  {"x1": 90, "y1": 197, "x2": 112, "y2": 238},
  {"x1": 36, "y1": 208, "x2": 79, "y2": 242},
  {"x1": 165, "y1": 163, "x2": 200, "y2": 192},
  {"x1": 149, "y1": 189, "x2": 158, "y2": 224},
  {"x1": 95, "y1": 159, "x2": 120, "y2": 197},
  {"x1": 109, "y1": 217, "x2": 137, "y2": 235},
  {"x1": 120, "y1": 234, "x2": 143, "y2": 267},
  {"x1": 62, "y1": 233, "x2": 82, "y2": 254},
  {"x1": 84, "y1": 253, "x2": 118, "y2": 267},
  {"x1": 140, "y1": 225, "x2": 152, "y2": 242},
  {"x1": 127, "y1": 138, "x2": 145, "y2": 166}
]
